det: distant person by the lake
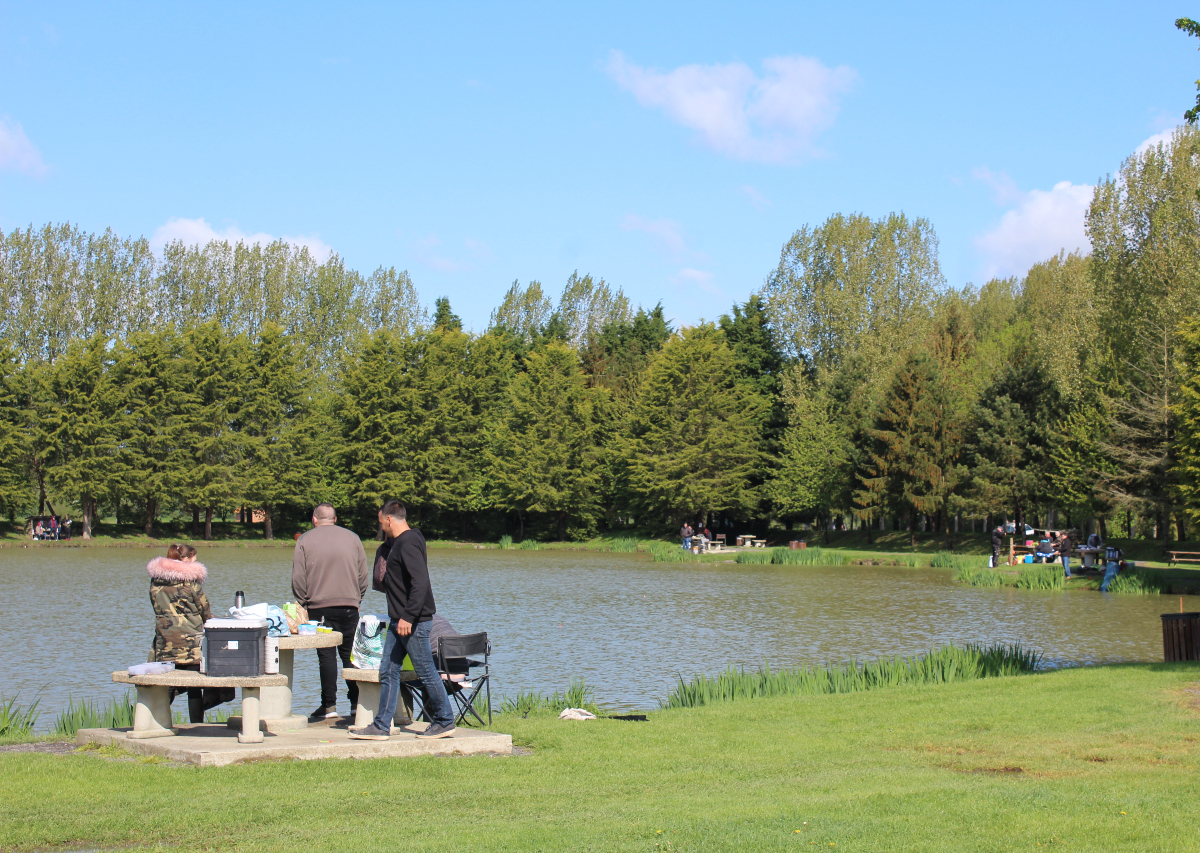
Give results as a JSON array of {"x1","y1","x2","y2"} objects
[
  {"x1": 291, "y1": 502, "x2": 370, "y2": 722},
  {"x1": 147, "y1": 542, "x2": 234, "y2": 723},
  {"x1": 1101, "y1": 545, "x2": 1125, "y2": 591},
  {"x1": 349, "y1": 499, "x2": 456, "y2": 741},
  {"x1": 1087, "y1": 531, "x2": 1103, "y2": 550},
  {"x1": 681, "y1": 522, "x2": 693, "y2": 550},
  {"x1": 32, "y1": 521, "x2": 43, "y2": 540},
  {"x1": 1057, "y1": 531, "x2": 1072, "y2": 578},
  {"x1": 991, "y1": 524, "x2": 1005, "y2": 567}
]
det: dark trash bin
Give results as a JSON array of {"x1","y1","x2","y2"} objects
[
  {"x1": 1161, "y1": 612, "x2": 1200, "y2": 662},
  {"x1": 789, "y1": 540, "x2": 806, "y2": 550}
]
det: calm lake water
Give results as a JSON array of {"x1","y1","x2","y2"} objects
[{"x1": 2, "y1": 546, "x2": 1197, "y2": 726}]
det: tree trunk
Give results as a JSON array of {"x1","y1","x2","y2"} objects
[
  {"x1": 144, "y1": 496, "x2": 156, "y2": 537},
  {"x1": 191, "y1": 506, "x2": 199, "y2": 537},
  {"x1": 263, "y1": 506, "x2": 274, "y2": 540},
  {"x1": 243, "y1": 505, "x2": 252, "y2": 530},
  {"x1": 557, "y1": 510, "x2": 566, "y2": 542},
  {"x1": 204, "y1": 507, "x2": 214, "y2": 541},
  {"x1": 1176, "y1": 513, "x2": 1187, "y2": 543},
  {"x1": 865, "y1": 514, "x2": 874, "y2": 545},
  {"x1": 1099, "y1": 516, "x2": 1108, "y2": 540},
  {"x1": 36, "y1": 462, "x2": 46, "y2": 515},
  {"x1": 81, "y1": 494, "x2": 94, "y2": 539}
]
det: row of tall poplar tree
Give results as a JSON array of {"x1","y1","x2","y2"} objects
[{"x1": 6, "y1": 126, "x2": 1200, "y2": 543}]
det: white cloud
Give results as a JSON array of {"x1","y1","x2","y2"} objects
[
  {"x1": 974, "y1": 178, "x2": 1093, "y2": 279},
  {"x1": 739, "y1": 185, "x2": 772, "y2": 210},
  {"x1": 1137, "y1": 127, "x2": 1178, "y2": 155},
  {"x1": 150, "y1": 217, "x2": 333, "y2": 261},
  {"x1": 414, "y1": 234, "x2": 465, "y2": 273},
  {"x1": 607, "y1": 50, "x2": 855, "y2": 164},
  {"x1": 971, "y1": 167, "x2": 1022, "y2": 205},
  {"x1": 621, "y1": 214, "x2": 686, "y2": 255},
  {"x1": 0, "y1": 117, "x2": 47, "y2": 176},
  {"x1": 673, "y1": 267, "x2": 723, "y2": 299}
]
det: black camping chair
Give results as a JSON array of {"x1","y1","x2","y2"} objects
[{"x1": 435, "y1": 632, "x2": 492, "y2": 727}]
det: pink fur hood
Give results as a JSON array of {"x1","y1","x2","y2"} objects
[{"x1": 147, "y1": 556, "x2": 208, "y2": 584}]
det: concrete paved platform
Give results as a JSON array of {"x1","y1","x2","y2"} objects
[{"x1": 76, "y1": 721, "x2": 512, "y2": 767}]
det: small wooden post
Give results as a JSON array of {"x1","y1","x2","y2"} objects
[{"x1": 1008, "y1": 536, "x2": 1015, "y2": 567}]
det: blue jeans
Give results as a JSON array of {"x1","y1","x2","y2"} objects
[
  {"x1": 1101, "y1": 561, "x2": 1120, "y2": 591},
  {"x1": 1061, "y1": 555, "x2": 1071, "y2": 577},
  {"x1": 374, "y1": 619, "x2": 453, "y2": 730},
  {"x1": 682, "y1": 537, "x2": 691, "y2": 549}
]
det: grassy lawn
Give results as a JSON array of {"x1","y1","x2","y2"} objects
[{"x1": 2, "y1": 663, "x2": 1198, "y2": 852}]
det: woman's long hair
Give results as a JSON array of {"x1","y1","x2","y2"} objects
[{"x1": 167, "y1": 542, "x2": 197, "y2": 560}]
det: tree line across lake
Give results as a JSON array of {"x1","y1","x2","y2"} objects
[{"x1": 5, "y1": 127, "x2": 1200, "y2": 544}]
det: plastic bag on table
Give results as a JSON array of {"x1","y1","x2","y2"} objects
[
  {"x1": 228, "y1": 602, "x2": 290, "y2": 637},
  {"x1": 351, "y1": 614, "x2": 387, "y2": 669}
]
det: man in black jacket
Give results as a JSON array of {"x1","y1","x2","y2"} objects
[
  {"x1": 991, "y1": 524, "x2": 1005, "y2": 568},
  {"x1": 349, "y1": 500, "x2": 456, "y2": 740}
]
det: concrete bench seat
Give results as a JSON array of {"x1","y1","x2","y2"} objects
[
  {"x1": 112, "y1": 670, "x2": 287, "y2": 744},
  {"x1": 342, "y1": 667, "x2": 421, "y2": 730}
]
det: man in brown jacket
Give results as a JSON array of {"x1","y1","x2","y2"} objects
[{"x1": 292, "y1": 503, "x2": 370, "y2": 720}]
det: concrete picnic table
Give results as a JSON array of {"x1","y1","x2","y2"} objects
[
  {"x1": 113, "y1": 669, "x2": 287, "y2": 743},
  {"x1": 239, "y1": 631, "x2": 343, "y2": 732}
]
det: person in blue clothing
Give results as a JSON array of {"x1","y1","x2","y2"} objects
[
  {"x1": 681, "y1": 522, "x2": 693, "y2": 550},
  {"x1": 1101, "y1": 545, "x2": 1124, "y2": 591}
]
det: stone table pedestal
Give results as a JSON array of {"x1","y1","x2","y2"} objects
[{"x1": 228, "y1": 632, "x2": 343, "y2": 733}]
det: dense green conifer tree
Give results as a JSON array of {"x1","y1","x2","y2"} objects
[
  {"x1": 111, "y1": 330, "x2": 186, "y2": 536},
  {"x1": 238, "y1": 323, "x2": 312, "y2": 539},
  {"x1": 621, "y1": 324, "x2": 765, "y2": 528},
  {"x1": 338, "y1": 330, "x2": 419, "y2": 513},
  {"x1": 176, "y1": 323, "x2": 242, "y2": 540},
  {"x1": 0, "y1": 346, "x2": 31, "y2": 519},
  {"x1": 489, "y1": 341, "x2": 602, "y2": 540},
  {"x1": 43, "y1": 335, "x2": 121, "y2": 537},
  {"x1": 858, "y1": 352, "x2": 965, "y2": 545}
]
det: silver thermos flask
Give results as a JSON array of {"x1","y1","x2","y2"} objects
[{"x1": 234, "y1": 590, "x2": 246, "y2": 609}]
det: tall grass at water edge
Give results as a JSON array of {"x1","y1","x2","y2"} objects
[
  {"x1": 1106, "y1": 564, "x2": 1168, "y2": 594},
  {"x1": 649, "y1": 542, "x2": 701, "y2": 562},
  {"x1": 663, "y1": 643, "x2": 1042, "y2": 709},
  {"x1": 954, "y1": 565, "x2": 1006, "y2": 587},
  {"x1": 930, "y1": 551, "x2": 977, "y2": 569},
  {"x1": 954, "y1": 563, "x2": 1067, "y2": 590},
  {"x1": 0, "y1": 695, "x2": 40, "y2": 741},
  {"x1": 608, "y1": 537, "x2": 640, "y2": 553},
  {"x1": 52, "y1": 696, "x2": 136, "y2": 737},
  {"x1": 517, "y1": 539, "x2": 542, "y2": 551},
  {"x1": 499, "y1": 677, "x2": 602, "y2": 717},
  {"x1": 498, "y1": 535, "x2": 513, "y2": 549},
  {"x1": 733, "y1": 547, "x2": 846, "y2": 565},
  {"x1": 1013, "y1": 565, "x2": 1066, "y2": 590}
]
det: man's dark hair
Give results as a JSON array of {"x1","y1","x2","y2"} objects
[{"x1": 380, "y1": 500, "x2": 407, "y2": 521}]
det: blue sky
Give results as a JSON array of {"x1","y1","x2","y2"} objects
[{"x1": 0, "y1": 2, "x2": 1193, "y2": 331}]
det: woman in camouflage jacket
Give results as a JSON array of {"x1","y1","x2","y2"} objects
[{"x1": 148, "y1": 543, "x2": 232, "y2": 721}]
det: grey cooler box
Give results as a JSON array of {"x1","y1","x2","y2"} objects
[{"x1": 203, "y1": 618, "x2": 268, "y2": 677}]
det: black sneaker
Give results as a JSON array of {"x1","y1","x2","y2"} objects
[
  {"x1": 415, "y1": 722, "x2": 457, "y2": 739},
  {"x1": 348, "y1": 723, "x2": 390, "y2": 740},
  {"x1": 309, "y1": 705, "x2": 338, "y2": 721}
]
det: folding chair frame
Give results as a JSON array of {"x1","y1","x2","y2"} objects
[{"x1": 410, "y1": 632, "x2": 492, "y2": 727}]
